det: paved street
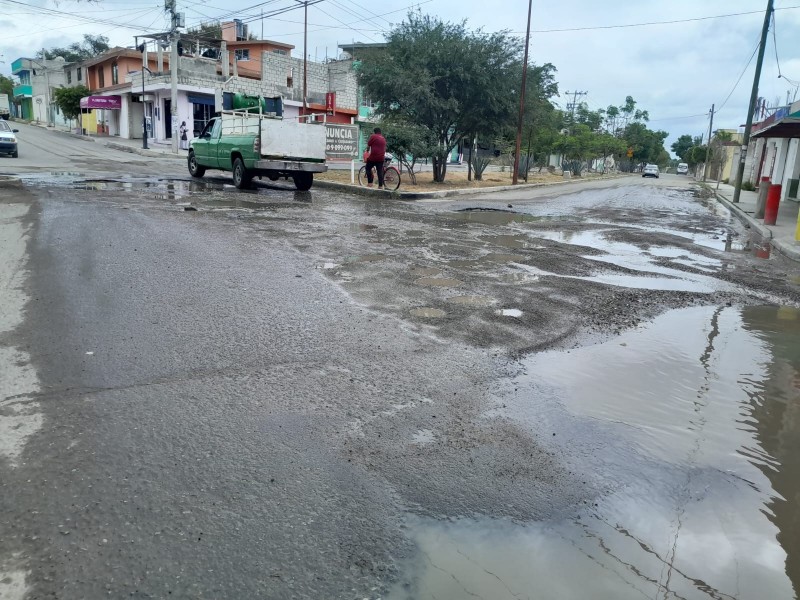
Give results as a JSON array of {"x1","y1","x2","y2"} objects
[{"x1": 2, "y1": 128, "x2": 800, "y2": 599}]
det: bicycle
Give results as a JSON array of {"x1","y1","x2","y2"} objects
[{"x1": 358, "y1": 153, "x2": 401, "y2": 191}]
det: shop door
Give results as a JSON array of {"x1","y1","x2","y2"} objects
[{"x1": 164, "y1": 99, "x2": 172, "y2": 139}]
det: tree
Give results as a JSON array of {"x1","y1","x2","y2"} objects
[
  {"x1": 381, "y1": 120, "x2": 438, "y2": 185},
  {"x1": 0, "y1": 75, "x2": 13, "y2": 99},
  {"x1": 39, "y1": 35, "x2": 110, "y2": 62},
  {"x1": 621, "y1": 122, "x2": 668, "y2": 167},
  {"x1": 358, "y1": 13, "x2": 521, "y2": 182},
  {"x1": 53, "y1": 85, "x2": 89, "y2": 122},
  {"x1": 671, "y1": 134, "x2": 694, "y2": 161}
]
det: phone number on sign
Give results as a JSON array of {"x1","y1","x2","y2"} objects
[{"x1": 326, "y1": 144, "x2": 357, "y2": 152}]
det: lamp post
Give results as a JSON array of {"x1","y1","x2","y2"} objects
[{"x1": 140, "y1": 66, "x2": 153, "y2": 149}]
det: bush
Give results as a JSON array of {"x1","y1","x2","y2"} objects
[
  {"x1": 470, "y1": 155, "x2": 492, "y2": 181},
  {"x1": 741, "y1": 181, "x2": 755, "y2": 192},
  {"x1": 722, "y1": 178, "x2": 729, "y2": 185},
  {"x1": 562, "y1": 159, "x2": 583, "y2": 176}
]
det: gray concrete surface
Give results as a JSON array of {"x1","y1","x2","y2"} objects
[{"x1": 1, "y1": 143, "x2": 800, "y2": 599}]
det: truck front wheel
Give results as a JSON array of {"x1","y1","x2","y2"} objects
[
  {"x1": 232, "y1": 157, "x2": 253, "y2": 189},
  {"x1": 188, "y1": 151, "x2": 205, "y2": 178},
  {"x1": 292, "y1": 172, "x2": 313, "y2": 191}
]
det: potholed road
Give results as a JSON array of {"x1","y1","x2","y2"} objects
[{"x1": 1, "y1": 137, "x2": 800, "y2": 599}]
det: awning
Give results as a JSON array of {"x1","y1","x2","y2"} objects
[
  {"x1": 751, "y1": 117, "x2": 800, "y2": 139},
  {"x1": 79, "y1": 95, "x2": 122, "y2": 110},
  {"x1": 188, "y1": 94, "x2": 214, "y2": 106}
]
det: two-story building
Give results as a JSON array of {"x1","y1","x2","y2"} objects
[{"x1": 11, "y1": 56, "x2": 69, "y2": 125}]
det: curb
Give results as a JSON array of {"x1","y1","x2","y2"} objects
[
  {"x1": 314, "y1": 173, "x2": 631, "y2": 200},
  {"x1": 707, "y1": 184, "x2": 800, "y2": 262},
  {"x1": 104, "y1": 141, "x2": 187, "y2": 160}
]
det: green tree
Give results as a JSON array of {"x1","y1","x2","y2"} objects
[
  {"x1": 0, "y1": 75, "x2": 13, "y2": 99},
  {"x1": 380, "y1": 119, "x2": 438, "y2": 185},
  {"x1": 671, "y1": 134, "x2": 694, "y2": 161},
  {"x1": 53, "y1": 85, "x2": 89, "y2": 122},
  {"x1": 517, "y1": 63, "x2": 561, "y2": 177},
  {"x1": 358, "y1": 13, "x2": 521, "y2": 182},
  {"x1": 622, "y1": 122, "x2": 668, "y2": 166},
  {"x1": 39, "y1": 35, "x2": 110, "y2": 62}
]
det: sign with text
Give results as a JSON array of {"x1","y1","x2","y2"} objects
[{"x1": 325, "y1": 123, "x2": 359, "y2": 159}]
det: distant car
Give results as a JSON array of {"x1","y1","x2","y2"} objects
[
  {"x1": 677, "y1": 162, "x2": 689, "y2": 175},
  {"x1": 642, "y1": 164, "x2": 659, "y2": 178},
  {"x1": 0, "y1": 120, "x2": 18, "y2": 158}
]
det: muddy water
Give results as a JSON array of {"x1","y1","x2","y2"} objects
[{"x1": 390, "y1": 305, "x2": 800, "y2": 599}]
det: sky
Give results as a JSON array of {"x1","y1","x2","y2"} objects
[{"x1": 2, "y1": 0, "x2": 799, "y2": 153}]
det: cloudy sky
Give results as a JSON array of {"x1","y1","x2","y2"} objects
[{"x1": 2, "y1": 0, "x2": 799, "y2": 152}]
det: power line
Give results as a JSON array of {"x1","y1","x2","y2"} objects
[
  {"x1": 716, "y1": 40, "x2": 760, "y2": 112},
  {"x1": 516, "y1": 5, "x2": 800, "y2": 34}
]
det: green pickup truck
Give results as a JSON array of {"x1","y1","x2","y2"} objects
[{"x1": 188, "y1": 110, "x2": 328, "y2": 190}]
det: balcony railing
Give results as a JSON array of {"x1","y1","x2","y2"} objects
[{"x1": 13, "y1": 84, "x2": 32, "y2": 97}]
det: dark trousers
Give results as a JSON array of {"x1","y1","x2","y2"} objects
[{"x1": 365, "y1": 160, "x2": 385, "y2": 187}]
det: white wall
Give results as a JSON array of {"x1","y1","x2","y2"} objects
[{"x1": 779, "y1": 138, "x2": 798, "y2": 200}]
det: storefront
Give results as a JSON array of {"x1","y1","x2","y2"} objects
[
  {"x1": 79, "y1": 95, "x2": 122, "y2": 136},
  {"x1": 189, "y1": 94, "x2": 215, "y2": 138}
]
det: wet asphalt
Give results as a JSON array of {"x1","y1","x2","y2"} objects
[{"x1": 1, "y1": 133, "x2": 800, "y2": 599}]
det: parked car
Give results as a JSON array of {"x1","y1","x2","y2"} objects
[
  {"x1": 677, "y1": 162, "x2": 689, "y2": 175},
  {"x1": 0, "y1": 120, "x2": 19, "y2": 158},
  {"x1": 642, "y1": 164, "x2": 659, "y2": 178}
]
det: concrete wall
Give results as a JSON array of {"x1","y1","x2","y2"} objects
[{"x1": 260, "y1": 54, "x2": 357, "y2": 110}]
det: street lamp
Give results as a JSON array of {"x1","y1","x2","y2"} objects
[{"x1": 140, "y1": 66, "x2": 153, "y2": 149}]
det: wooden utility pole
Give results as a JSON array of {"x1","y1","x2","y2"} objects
[
  {"x1": 732, "y1": 0, "x2": 773, "y2": 203},
  {"x1": 512, "y1": 0, "x2": 533, "y2": 185},
  {"x1": 703, "y1": 104, "x2": 714, "y2": 182}
]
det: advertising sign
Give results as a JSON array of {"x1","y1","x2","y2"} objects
[
  {"x1": 325, "y1": 123, "x2": 358, "y2": 159},
  {"x1": 79, "y1": 95, "x2": 122, "y2": 110}
]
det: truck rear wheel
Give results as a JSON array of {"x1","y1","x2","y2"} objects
[
  {"x1": 232, "y1": 157, "x2": 253, "y2": 189},
  {"x1": 188, "y1": 151, "x2": 205, "y2": 178},
  {"x1": 292, "y1": 172, "x2": 313, "y2": 191}
]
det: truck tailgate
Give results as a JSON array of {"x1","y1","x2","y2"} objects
[{"x1": 260, "y1": 120, "x2": 326, "y2": 161}]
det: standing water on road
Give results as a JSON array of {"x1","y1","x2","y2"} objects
[{"x1": 390, "y1": 305, "x2": 800, "y2": 599}]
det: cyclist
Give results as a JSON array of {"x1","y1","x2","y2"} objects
[{"x1": 364, "y1": 127, "x2": 386, "y2": 189}]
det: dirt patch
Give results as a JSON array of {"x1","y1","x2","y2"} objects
[{"x1": 318, "y1": 168, "x2": 580, "y2": 192}]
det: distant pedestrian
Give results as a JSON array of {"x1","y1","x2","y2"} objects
[
  {"x1": 179, "y1": 121, "x2": 188, "y2": 150},
  {"x1": 364, "y1": 127, "x2": 386, "y2": 189}
]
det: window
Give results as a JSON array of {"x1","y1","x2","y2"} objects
[
  {"x1": 112, "y1": 62, "x2": 118, "y2": 85},
  {"x1": 66, "y1": 70, "x2": 72, "y2": 84},
  {"x1": 192, "y1": 102, "x2": 214, "y2": 137},
  {"x1": 234, "y1": 49, "x2": 250, "y2": 61},
  {"x1": 98, "y1": 68, "x2": 105, "y2": 88},
  {"x1": 272, "y1": 49, "x2": 287, "y2": 56},
  {"x1": 77, "y1": 68, "x2": 82, "y2": 81}
]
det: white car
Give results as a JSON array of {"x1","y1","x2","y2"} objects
[
  {"x1": 677, "y1": 162, "x2": 689, "y2": 175},
  {"x1": 0, "y1": 120, "x2": 18, "y2": 158},
  {"x1": 642, "y1": 164, "x2": 659, "y2": 178}
]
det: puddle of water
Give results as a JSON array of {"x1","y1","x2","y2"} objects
[
  {"x1": 409, "y1": 307, "x2": 446, "y2": 318},
  {"x1": 495, "y1": 308, "x2": 523, "y2": 317},
  {"x1": 481, "y1": 252, "x2": 527, "y2": 263},
  {"x1": 346, "y1": 254, "x2": 387, "y2": 263},
  {"x1": 500, "y1": 273, "x2": 540, "y2": 285},
  {"x1": 393, "y1": 305, "x2": 800, "y2": 599},
  {"x1": 413, "y1": 277, "x2": 463, "y2": 288},
  {"x1": 481, "y1": 235, "x2": 545, "y2": 250},
  {"x1": 445, "y1": 260, "x2": 482, "y2": 269},
  {"x1": 446, "y1": 295, "x2": 496, "y2": 307},
  {"x1": 451, "y1": 209, "x2": 542, "y2": 226},
  {"x1": 409, "y1": 267, "x2": 442, "y2": 278}
]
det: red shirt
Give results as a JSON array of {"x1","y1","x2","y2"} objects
[{"x1": 367, "y1": 133, "x2": 386, "y2": 162}]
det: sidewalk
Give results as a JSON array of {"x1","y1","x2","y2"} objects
[
  {"x1": 27, "y1": 121, "x2": 186, "y2": 159},
  {"x1": 709, "y1": 180, "x2": 800, "y2": 261}
]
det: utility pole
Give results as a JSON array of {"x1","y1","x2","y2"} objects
[
  {"x1": 512, "y1": 0, "x2": 533, "y2": 185},
  {"x1": 40, "y1": 49, "x2": 52, "y2": 126},
  {"x1": 303, "y1": 0, "x2": 308, "y2": 114},
  {"x1": 732, "y1": 0, "x2": 773, "y2": 203},
  {"x1": 703, "y1": 103, "x2": 714, "y2": 182},
  {"x1": 564, "y1": 90, "x2": 588, "y2": 124},
  {"x1": 166, "y1": 0, "x2": 183, "y2": 154}
]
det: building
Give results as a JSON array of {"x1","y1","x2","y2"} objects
[{"x1": 11, "y1": 56, "x2": 69, "y2": 125}]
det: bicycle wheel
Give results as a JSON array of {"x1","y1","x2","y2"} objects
[{"x1": 383, "y1": 166, "x2": 401, "y2": 191}]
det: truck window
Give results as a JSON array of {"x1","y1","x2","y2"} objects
[{"x1": 199, "y1": 119, "x2": 220, "y2": 139}]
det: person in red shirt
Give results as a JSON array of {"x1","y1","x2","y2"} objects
[{"x1": 365, "y1": 127, "x2": 387, "y2": 189}]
